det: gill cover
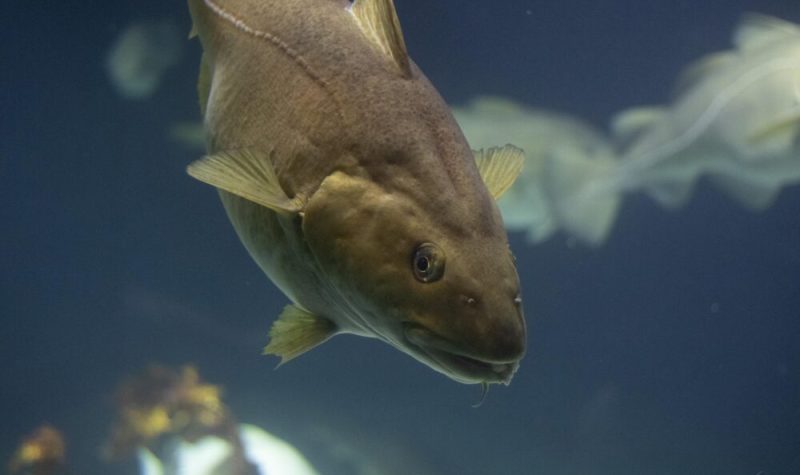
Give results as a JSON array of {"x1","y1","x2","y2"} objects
[{"x1": 301, "y1": 171, "x2": 412, "y2": 308}]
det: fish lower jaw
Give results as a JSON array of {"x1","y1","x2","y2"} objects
[
  {"x1": 420, "y1": 345, "x2": 519, "y2": 385},
  {"x1": 403, "y1": 326, "x2": 519, "y2": 385}
]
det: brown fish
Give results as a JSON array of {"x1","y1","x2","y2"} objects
[{"x1": 187, "y1": 0, "x2": 527, "y2": 386}]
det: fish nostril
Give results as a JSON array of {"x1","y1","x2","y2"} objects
[
  {"x1": 514, "y1": 295, "x2": 522, "y2": 306},
  {"x1": 461, "y1": 295, "x2": 478, "y2": 307}
]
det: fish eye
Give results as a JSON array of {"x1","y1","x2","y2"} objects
[{"x1": 412, "y1": 243, "x2": 445, "y2": 283}]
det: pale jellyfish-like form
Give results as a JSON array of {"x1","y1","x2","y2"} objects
[
  {"x1": 452, "y1": 97, "x2": 621, "y2": 245},
  {"x1": 107, "y1": 20, "x2": 183, "y2": 99},
  {"x1": 609, "y1": 13, "x2": 800, "y2": 210},
  {"x1": 526, "y1": 13, "x2": 800, "y2": 246}
]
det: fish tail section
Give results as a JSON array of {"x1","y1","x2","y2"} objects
[{"x1": 542, "y1": 147, "x2": 622, "y2": 246}]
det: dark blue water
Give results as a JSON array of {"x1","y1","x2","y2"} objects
[{"x1": 3, "y1": 1, "x2": 798, "y2": 474}]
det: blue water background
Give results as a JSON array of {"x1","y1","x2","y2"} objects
[{"x1": 2, "y1": 1, "x2": 799, "y2": 474}]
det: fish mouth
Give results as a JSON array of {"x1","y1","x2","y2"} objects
[{"x1": 403, "y1": 324, "x2": 519, "y2": 385}]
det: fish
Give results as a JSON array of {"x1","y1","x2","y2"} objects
[
  {"x1": 186, "y1": 0, "x2": 527, "y2": 386},
  {"x1": 610, "y1": 13, "x2": 800, "y2": 210}
]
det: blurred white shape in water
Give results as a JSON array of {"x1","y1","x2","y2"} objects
[
  {"x1": 610, "y1": 13, "x2": 800, "y2": 210},
  {"x1": 453, "y1": 14, "x2": 800, "y2": 247},
  {"x1": 107, "y1": 20, "x2": 183, "y2": 99},
  {"x1": 138, "y1": 424, "x2": 319, "y2": 475},
  {"x1": 452, "y1": 97, "x2": 621, "y2": 245}
]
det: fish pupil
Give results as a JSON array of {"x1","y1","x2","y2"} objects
[{"x1": 416, "y1": 256, "x2": 430, "y2": 272}]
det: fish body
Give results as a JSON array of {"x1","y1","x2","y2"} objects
[
  {"x1": 612, "y1": 14, "x2": 800, "y2": 209},
  {"x1": 187, "y1": 0, "x2": 526, "y2": 385}
]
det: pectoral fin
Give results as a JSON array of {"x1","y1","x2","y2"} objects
[
  {"x1": 263, "y1": 304, "x2": 337, "y2": 365},
  {"x1": 473, "y1": 145, "x2": 525, "y2": 200},
  {"x1": 187, "y1": 149, "x2": 304, "y2": 214}
]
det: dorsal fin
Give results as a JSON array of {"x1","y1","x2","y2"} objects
[{"x1": 350, "y1": 0, "x2": 412, "y2": 77}]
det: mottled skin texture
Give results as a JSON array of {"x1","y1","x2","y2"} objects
[{"x1": 189, "y1": 0, "x2": 526, "y2": 384}]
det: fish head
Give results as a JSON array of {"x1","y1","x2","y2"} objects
[
  {"x1": 303, "y1": 169, "x2": 526, "y2": 385},
  {"x1": 401, "y1": 233, "x2": 526, "y2": 386}
]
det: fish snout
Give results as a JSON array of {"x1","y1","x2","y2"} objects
[
  {"x1": 403, "y1": 292, "x2": 526, "y2": 385},
  {"x1": 458, "y1": 291, "x2": 526, "y2": 364}
]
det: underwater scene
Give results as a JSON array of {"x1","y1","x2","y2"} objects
[{"x1": 3, "y1": 0, "x2": 799, "y2": 474}]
